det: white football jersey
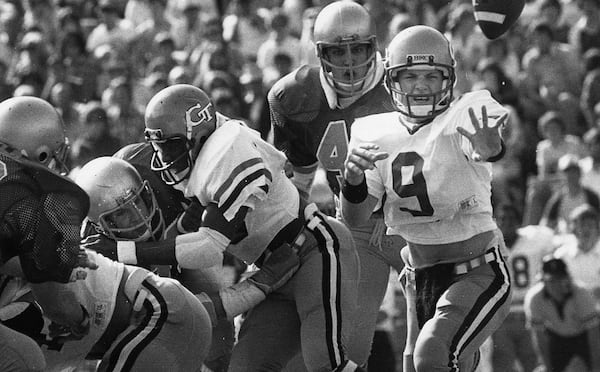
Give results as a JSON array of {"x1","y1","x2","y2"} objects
[
  {"x1": 350, "y1": 90, "x2": 508, "y2": 245},
  {"x1": 184, "y1": 120, "x2": 301, "y2": 264},
  {"x1": 507, "y1": 225, "x2": 556, "y2": 312},
  {"x1": 43, "y1": 251, "x2": 124, "y2": 368}
]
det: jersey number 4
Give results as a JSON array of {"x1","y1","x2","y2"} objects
[
  {"x1": 316, "y1": 120, "x2": 348, "y2": 195},
  {"x1": 392, "y1": 152, "x2": 434, "y2": 217}
]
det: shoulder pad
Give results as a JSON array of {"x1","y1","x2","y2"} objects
[
  {"x1": 22, "y1": 159, "x2": 90, "y2": 220},
  {"x1": 268, "y1": 65, "x2": 324, "y2": 124}
]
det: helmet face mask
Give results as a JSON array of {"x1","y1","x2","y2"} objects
[
  {"x1": 144, "y1": 84, "x2": 216, "y2": 186},
  {"x1": 384, "y1": 26, "x2": 456, "y2": 123},
  {"x1": 313, "y1": 1, "x2": 378, "y2": 98},
  {"x1": 96, "y1": 179, "x2": 164, "y2": 242},
  {"x1": 76, "y1": 157, "x2": 165, "y2": 242}
]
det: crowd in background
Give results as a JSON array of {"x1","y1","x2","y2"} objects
[{"x1": 2, "y1": 0, "x2": 600, "y2": 370}]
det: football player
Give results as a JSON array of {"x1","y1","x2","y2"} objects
[
  {"x1": 84, "y1": 84, "x2": 365, "y2": 372},
  {"x1": 0, "y1": 96, "x2": 97, "y2": 371},
  {"x1": 109, "y1": 140, "x2": 242, "y2": 372},
  {"x1": 341, "y1": 25, "x2": 512, "y2": 372},
  {"x1": 36, "y1": 156, "x2": 298, "y2": 371},
  {"x1": 492, "y1": 204, "x2": 556, "y2": 372},
  {"x1": 269, "y1": 2, "x2": 405, "y2": 366}
]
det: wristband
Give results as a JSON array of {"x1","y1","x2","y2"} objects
[
  {"x1": 117, "y1": 241, "x2": 137, "y2": 265},
  {"x1": 487, "y1": 140, "x2": 506, "y2": 163},
  {"x1": 341, "y1": 177, "x2": 368, "y2": 204}
]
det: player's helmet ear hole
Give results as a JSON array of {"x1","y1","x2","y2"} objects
[{"x1": 38, "y1": 151, "x2": 48, "y2": 163}]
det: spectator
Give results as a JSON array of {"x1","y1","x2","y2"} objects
[
  {"x1": 170, "y1": 0, "x2": 205, "y2": 54},
  {"x1": 168, "y1": 65, "x2": 193, "y2": 85},
  {"x1": 129, "y1": 0, "x2": 172, "y2": 74},
  {"x1": 554, "y1": 204, "x2": 600, "y2": 306},
  {"x1": 581, "y1": 47, "x2": 600, "y2": 129},
  {"x1": 538, "y1": 0, "x2": 570, "y2": 43},
  {"x1": 56, "y1": 30, "x2": 99, "y2": 103},
  {"x1": 47, "y1": 81, "x2": 81, "y2": 142},
  {"x1": 222, "y1": 0, "x2": 269, "y2": 63},
  {"x1": 581, "y1": 127, "x2": 600, "y2": 197},
  {"x1": 569, "y1": 0, "x2": 600, "y2": 57},
  {"x1": 101, "y1": 77, "x2": 145, "y2": 147},
  {"x1": 188, "y1": 15, "x2": 245, "y2": 78},
  {"x1": 86, "y1": 0, "x2": 135, "y2": 55},
  {"x1": 522, "y1": 21, "x2": 583, "y2": 108},
  {"x1": 524, "y1": 256, "x2": 600, "y2": 372},
  {"x1": 24, "y1": 0, "x2": 58, "y2": 45},
  {"x1": 541, "y1": 154, "x2": 600, "y2": 233},
  {"x1": 483, "y1": 37, "x2": 521, "y2": 83},
  {"x1": 524, "y1": 111, "x2": 587, "y2": 225},
  {"x1": 0, "y1": 59, "x2": 14, "y2": 101},
  {"x1": 297, "y1": 6, "x2": 320, "y2": 66},
  {"x1": 256, "y1": 9, "x2": 301, "y2": 72},
  {"x1": 69, "y1": 102, "x2": 120, "y2": 172},
  {"x1": 444, "y1": 3, "x2": 487, "y2": 96}
]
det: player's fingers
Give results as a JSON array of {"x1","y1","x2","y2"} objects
[
  {"x1": 357, "y1": 143, "x2": 381, "y2": 151},
  {"x1": 456, "y1": 126, "x2": 472, "y2": 140},
  {"x1": 468, "y1": 107, "x2": 481, "y2": 131},
  {"x1": 481, "y1": 105, "x2": 488, "y2": 127},
  {"x1": 491, "y1": 112, "x2": 509, "y2": 129}
]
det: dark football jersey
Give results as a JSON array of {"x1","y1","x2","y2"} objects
[
  {"x1": 269, "y1": 65, "x2": 394, "y2": 194},
  {"x1": 0, "y1": 150, "x2": 89, "y2": 283},
  {"x1": 114, "y1": 143, "x2": 189, "y2": 228}
]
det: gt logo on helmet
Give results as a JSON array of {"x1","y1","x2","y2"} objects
[{"x1": 185, "y1": 102, "x2": 214, "y2": 139}]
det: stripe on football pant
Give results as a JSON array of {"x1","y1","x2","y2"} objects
[
  {"x1": 447, "y1": 245, "x2": 511, "y2": 371},
  {"x1": 309, "y1": 212, "x2": 346, "y2": 370},
  {"x1": 106, "y1": 281, "x2": 168, "y2": 371}
]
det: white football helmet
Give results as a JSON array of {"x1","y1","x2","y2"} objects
[
  {"x1": 384, "y1": 25, "x2": 456, "y2": 121},
  {"x1": 144, "y1": 84, "x2": 216, "y2": 185},
  {"x1": 0, "y1": 96, "x2": 69, "y2": 173},
  {"x1": 313, "y1": 1, "x2": 378, "y2": 97},
  {"x1": 75, "y1": 157, "x2": 165, "y2": 242}
]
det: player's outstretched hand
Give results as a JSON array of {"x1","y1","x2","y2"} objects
[
  {"x1": 457, "y1": 106, "x2": 508, "y2": 162},
  {"x1": 344, "y1": 143, "x2": 389, "y2": 185},
  {"x1": 247, "y1": 243, "x2": 301, "y2": 295},
  {"x1": 80, "y1": 234, "x2": 118, "y2": 261}
]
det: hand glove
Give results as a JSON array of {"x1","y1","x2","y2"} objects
[
  {"x1": 247, "y1": 243, "x2": 300, "y2": 295},
  {"x1": 80, "y1": 234, "x2": 118, "y2": 261},
  {"x1": 177, "y1": 198, "x2": 205, "y2": 234}
]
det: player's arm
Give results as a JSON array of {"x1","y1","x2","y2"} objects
[
  {"x1": 83, "y1": 203, "x2": 245, "y2": 269},
  {"x1": 197, "y1": 242, "x2": 300, "y2": 323},
  {"x1": 341, "y1": 143, "x2": 387, "y2": 227},
  {"x1": 5, "y1": 190, "x2": 94, "y2": 334}
]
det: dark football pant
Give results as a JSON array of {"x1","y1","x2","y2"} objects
[{"x1": 228, "y1": 215, "x2": 360, "y2": 372}]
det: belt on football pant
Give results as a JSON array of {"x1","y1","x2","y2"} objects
[{"x1": 453, "y1": 247, "x2": 498, "y2": 275}]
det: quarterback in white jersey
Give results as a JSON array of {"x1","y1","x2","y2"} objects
[{"x1": 341, "y1": 26, "x2": 512, "y2": 372}]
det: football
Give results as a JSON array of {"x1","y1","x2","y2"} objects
[{"x1": 472, "y1": 0, "x2": 525, "y2": 39}]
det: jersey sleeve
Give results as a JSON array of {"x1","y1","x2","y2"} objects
[
  {"x1": 2, "y1": 188, "x2": 85, "y2": 283},
  {"x1": 268, "y1": 66, "x2": 322, "y2": 168},
  {"x1": 201, "y1": 133, "x2": 272, "y2": 222}
]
